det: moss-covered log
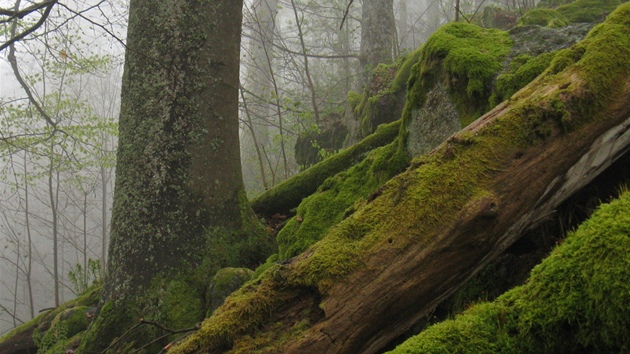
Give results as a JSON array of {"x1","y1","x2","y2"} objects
[
  {"x1": 388, "y1": 189, "x2": 630, "y2": 353},
  {"x1": 250, "y1": 119, "x2": 401, "y2": 216},
  {"x1": 170, "y1": 5, "x2": 630, "y2": 353}
]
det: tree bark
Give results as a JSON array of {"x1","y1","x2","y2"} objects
[
  {"x1": 81, "y1": 0, "x2": 255, "y2": 351},
  {"x1": 360, "y1": 0, "x2": 395, "y2": 82},
  {"x1": 105, "y1": 0, "x2": 245, "y2": 299}
]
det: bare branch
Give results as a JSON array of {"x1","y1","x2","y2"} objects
[
  {"x1": 339, "y1": 0, "x2": 355, "y2": 30},
  {"x1": 0, "y1": 0, "x2": 58, "y2": 52},
  {"x1": 0, "y1": 0, "x2": 56, "y2": 21}
]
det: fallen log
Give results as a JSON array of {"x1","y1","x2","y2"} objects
[
  {"x1": 250, "y1": 119, "x2": 401, "y2": 216},
  {"x1": 171, "y1": 4, "x2": 630, "y2": 353}
]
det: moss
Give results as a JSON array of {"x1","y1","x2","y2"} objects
[
  {"x1": 518, "y1": 8, "x2": 569, "y2": 27},
  {"x1": 388, "y1": 189, "x2": 630, "y2": 353},
  {"x1": 556, "y1": 0, "x2": 621, "y2": 23},
  {"x1": 36, "y1": 306, "x2": 90, "y2": 353},
  {"x1": 277, "y1": 140, "x2": 408, "y2": 260},
  {"x1": 404, "y1": 22, "x2": 512, "y2": 131},
  {"x1": 0, "y1": 287, "x2": 100, "y2": 353},
  {"x1": 346, "y1": 50, "x2": 423, "y2": 144},
  {"x1": 155, "y1": 279, "x2": 205, "y2": 330},
  {"x1": 0, "y1": 313, "x2": 46, "y2": 344},
  {"x1": 346, "y1": 90, "x2": 363, "y2": 111},
  {"x1": 169, "y1": 268, "x2": 299, "y2": 353},
  {"x1": 491, "y1": 51, "x2": 558, "y2": 105}
]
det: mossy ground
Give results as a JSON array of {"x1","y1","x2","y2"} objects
[{"x1": 388, "y1": 189, "x2": 630, "y2": 353}]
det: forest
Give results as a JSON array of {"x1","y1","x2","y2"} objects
[{"x1": 1, "y1": 0, "x2": 629, "y2": 353}]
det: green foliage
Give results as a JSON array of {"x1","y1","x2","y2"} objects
[
  {"x1": 388, "y1": 189, "x2": 630, "y2": 353},
  {"x1": 518, "y1": 8, "x2": 569, "y2": 27},
  {"x1": 68, "y1": 259, "x2": 102, "y2": 295},
  {"x1": 405, "y1": 23, "x2": 512, "y2": 129}
]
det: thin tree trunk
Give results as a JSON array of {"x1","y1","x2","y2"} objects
[
  {"x1": 290, "y1": 0, "x2": 321, "y2": 124},
  {"x1": 240, "y1": 85, "x2": 269, "y2": 189},
  {"x1": 23, "y1": 153, "x2": 34, "y2": 318},
  {"x1": 257, "y1": 11, "x2": 290, "y2": 179},
  {"x1": 100, "y1": 163, "x2": 108, "y2": 275},
  {"x1": 48, "y1": 144, "x2": 59, "y2": 307}
]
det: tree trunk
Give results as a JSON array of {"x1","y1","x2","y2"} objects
[
  {"x1": 360, "y1": 0, "x2": 395, "y2": 82},
  {"x1": 170, "y1": 8, "x2": 630, "y2": 352},
  {"x1": 105, "y1": 0, "x2": 245, "y2": 296},
  {"x1": 80, "y1": 0, "x2": 263, "y2": 351}
]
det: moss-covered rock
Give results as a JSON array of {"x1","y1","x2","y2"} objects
[
  {"x1": 518, "y1": 8, "x2": 569, "y2": 27},
  {"x1": 343, "y1": 50, "x2": 422, "y2": 145},
  {"x1": 206, "y1": 267, "x2": 254, "y2": 315},
  {"x1": 556, "y1": 0, "x2": 621, "y2": 23},
  {"x1": 490, "y1": 23, "x2": 594, "y2": 105},
  {"x1": 402, "y1": 22, "x2": 512, "y2": 153},
  {"x1": 388, "y1": 189, "x2": 630, "y2": 353},
  {"x1": 0, "y1": 286, "x2": 100, "y2": 354}
]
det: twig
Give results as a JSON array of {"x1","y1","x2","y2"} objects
[
  {"x1": 0, "y1": 0, "x2": 58, "y2": 52},
  {"x1": 339, "y1": 0, "x2": 354, "y2": 30},
  {"x1": 134, "y1": 324, "x2": 200, "y2": 353},
  {"x1": 101, "y1": 319, "x2": 145, "y2": 353}
]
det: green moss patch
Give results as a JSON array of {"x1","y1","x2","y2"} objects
[
  {"x1": 277, "y1": 140, "x2": 408, "y2": 260},
  {"x1": 388, "y1": 189, "x2": 630, "y2": 353}
]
